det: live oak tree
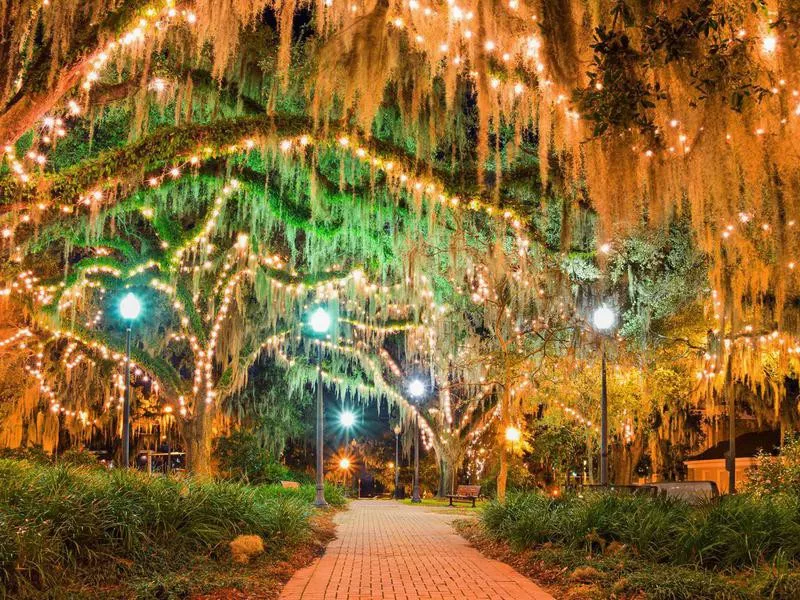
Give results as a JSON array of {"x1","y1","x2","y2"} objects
[{"x1": 1, "y1": 0, "x2": 799, "y2": 481}]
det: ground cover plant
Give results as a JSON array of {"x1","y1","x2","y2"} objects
[
  {"x1": 0, "y1": 459, "x2": 343, "y2": 599},
  {"x1": 468, "y1": 490, "x2": 800, "y2": 599}
]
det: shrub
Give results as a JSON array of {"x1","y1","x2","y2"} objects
[
  {"x1": 252, "y1": 482, "x2": 347, "y2": 508},
  {"x1": 58, "y1": 448, "x2": 101, "y2": 467},
  {"x1": 0, "y1": 459, "x2": 315, "y2": 598},
  {"x1": 214, "y1": 430, "x2": 307, "y2": 485},
  {"x1": 481, "y1": 490, "x2": 800, "y2": 571},
  {"x1": 745, "y1": 434, "x2": 800, "y2": 497}
]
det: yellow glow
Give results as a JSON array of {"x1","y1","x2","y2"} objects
[
  {"x1": 505, "y1": 426, "x2": 521, "y2": 443},
  {"x1": 339, "y1": 457, "x2": 351, "y2": 470}
]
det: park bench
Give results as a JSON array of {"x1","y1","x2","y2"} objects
[
  {"x1": 446, "y1": 484, "x2": 481, "y2": 507},
  {"x1": 280, "y1": 481, "x2": 300, "y2": 489}
]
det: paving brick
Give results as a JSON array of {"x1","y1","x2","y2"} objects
[{"x1": 279, "y1": 499, "x2": 553, "y2": 600}]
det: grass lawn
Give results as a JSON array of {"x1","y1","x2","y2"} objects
[{"x1": 399, "y1": 496, "x2": 484, "y2": 515}]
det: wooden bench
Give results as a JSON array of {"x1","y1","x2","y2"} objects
[
  {"x1": 446, "y1": 485, "x2": 481, "y2": 507},
  {"x1": 280, "y1": 481, "x2": 300, "y2": 489}
]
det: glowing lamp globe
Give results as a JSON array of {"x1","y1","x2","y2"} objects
[
  {"x1": 505, "y1": 426, "x2": 522, "y2": 443},
  {"x1": 340, "y1": 410, "x2": 356, "y2": 428},
  {"x1": 309, "y1": 307, "x2": 331, "y2": 334},
  {"x1": 119, "y1": 293, "x2": 141, "y2": 320},
  {"x1": 339, "y1": 457, "x2": 351, "y2": 470},
  {"x1": 393, "y1": 425, "x2": 401, "y2": 435},
  {"x1": 592, "y1": 306, "x2": 616, "y2": 331},
  {"x1": 408, "y1": 379, "x2": 425, "y2": 399}
]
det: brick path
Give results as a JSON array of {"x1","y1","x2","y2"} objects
[{"x1": 279, "y1": 499, "x2": 553, "y2": 600}]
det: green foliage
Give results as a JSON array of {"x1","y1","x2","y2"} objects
[
  {"x1": 0, "y1": 446, "x2": 51, "y2": 464},
  {"x1": 481, "y1": 490, "x2": 800, "y2": 570},
  {"x1": 254, "y1": 483, "x2": 347, "y2": 508},
  {"x1": 609, "y1": 217, "x2": 709, "y2": 343},
  {"x1": 214, "y1": 429, "x2": 294, "y2": 485},
  {"x1": 0, "y1": 459, "x2": 315, "y2": 598},
  {"x1": 745, "y1": 434, "x2": 800, "y2": 497},
  {"x1": 573, "y1": 22, "x2": 666, "y2": 138},
  {"x1": 57, "y1": 448, "x2": 101, "y2": 467}
]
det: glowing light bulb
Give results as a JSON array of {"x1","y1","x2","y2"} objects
[
  {"x1": 340, "y1": 410, "x2": 356, "y2": 428},
  {"x1": 408, "y1": 378, "x2": 425, "y2": 398},
  {"x1": 505, "y1": 426, "x2": 521, "y2": 443},
  {"x1": 119, "y1": 293, "x2": 141, "y2": 320},
  {"x1": 309, "y1": 307, "x2": 331, "y2": 334},
  {"x1": 592, "y1": 305, "x2": 616, "y2": 331}
]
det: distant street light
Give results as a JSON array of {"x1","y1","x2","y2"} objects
[
  {"x1": 119, "y1": 292, "x2": 141, "y2": 469},
  {"x1": 408, "y1": 378, "x2": 425, "y2": 399},
  {"x1": 408, "y1": 379, "x2": 425, "y2": 503},
  {"x1": 592, "y1": 304, "x2": 617, "y2": 486},
  {"x1": 309, "y1": 307, "x2": 332, "y2": 334},
  {"x1": 505, "y1": 426, "x2": 521, "y2": 443},
  {"x1": 307, "y1": 306, "x2": 332, "y2": 508},
  {"x1": 592, "y1": 305, "x2": 616, "y2": 331},
  {"x1": 339, "y1": 457, "x2": 351, "y2": 470},
  {"x1": 393, "y1": 425, "x2": 401, "y2": 499},
  {"x1": 340, "y1": 409, "x2": 356, "y2": 446},
  {"x1": 340, "y1": 410, "x2": 355, "y2": 428}
]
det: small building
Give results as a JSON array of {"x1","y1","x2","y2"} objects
[{"x1": 684, "y1": 430, "x2": 781, "y2": 494}]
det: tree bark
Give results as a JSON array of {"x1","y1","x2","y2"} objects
[
  {"x1": 497, "y1": 445, "x2": 508, "y2": 502},
  {"x1": 184, "y1": 399, "x2": 214, "y2": 476},
  {"x1": 0, "y1": 0, "x2": 153, "y2": 145},
  {"x1": 438, "y1": 456, "x2": 455, "y2": 497},
  {"x1": 0, "y1": 63, "x2": 86, "y2": 145}
]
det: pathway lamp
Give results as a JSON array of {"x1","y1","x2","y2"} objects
[
  {"x1": 308, "y1": 306, "x2": 332, "y2": 507},
  {"x1": 408, "y1": 379, "x2": 426, "y2": 503},
  {"x1": 119, "y1": 292, "x2": 141, "y2": 469},
  {"x1": 592, "y1": 304, "x2": 616, "y2": 486}
]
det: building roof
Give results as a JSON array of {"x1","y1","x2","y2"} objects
[{"x1": 687, "y1": 430, "x2": 781, "y2": 461}]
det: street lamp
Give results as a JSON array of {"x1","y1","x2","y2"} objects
[
  {"x1": 340, "y1": 409, "x2": 355, "y2": 446},
  {"x1": 408, "y1": 378, "x2": 425, "y2": 503},
  {"x1": 340, "y1": 410, "x2": 355, "y2": 428},
  {"x1": 119, "y1": 292, "x2": 141, "y2": 469},
  {"x1": 505, "y1": 426, "x2": 521, "y2": 444},
  {"x1": 393, "y1": 425, "x2": 401, "y2": 499},
  {"x1": 592, "y1": 304, "x2": 616, "y2": 486},
  {"x1": 308, "y1": 306, "x2": 332, "y2": 508}
]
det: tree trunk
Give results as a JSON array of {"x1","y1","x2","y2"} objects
[
  {"x1": 184, "y1": 400, "x2": 213, "y2": 476},
  {"x1": 438, "y1": 457, "x2": 455, "y2": 496},
  {"x1": 497, "y1": 447, "x2": 508, "y2": 502}
]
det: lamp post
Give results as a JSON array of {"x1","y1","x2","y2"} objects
[
  {"x1": 408, "y1": 378, "x2": 425, "y2": 503},
  {"x1": 119, "y1": 292, "x2": 141, "y2": 469},
  {"x1": 505, "y1": 425, "x2": 521, "y2": 446},
  {"x1": 393, "y1": 425, "x2": 401, "y2": 499},
  {"x1": 592, "y1": 305, "x2": 616, "y2": 486},
  {"x1": 309, "y1": 306, "x2": 332, "y2": 508}
]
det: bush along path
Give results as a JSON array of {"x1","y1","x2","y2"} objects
[
  {"x1": 461, "y1": 491, "x2": 800, "y2": 600},
  {"x1": 0, "y1": 459, "x2": 344, "y2": 599}
]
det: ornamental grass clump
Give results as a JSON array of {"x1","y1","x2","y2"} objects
[
  {"x1": 481, "y1": 490, "x2": 800, "y2": 571},
  {"x1": 0, "y1": 459, "x2": 314, "y2": 597}
]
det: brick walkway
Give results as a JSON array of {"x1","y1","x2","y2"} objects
[{"x1": 279, "y1": 499, "x2": 553, "y2": 600}]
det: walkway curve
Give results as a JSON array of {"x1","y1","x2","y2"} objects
[{"x1": 279, "y1": 499, "x2": 553, "y2": 600}]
